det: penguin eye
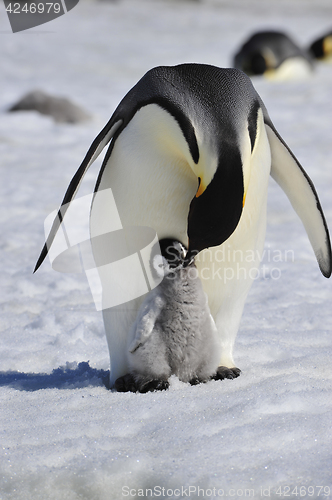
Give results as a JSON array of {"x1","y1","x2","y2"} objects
[
  {"x1": 152, "y1": 255, "x2": 169, "y2": 276},
  {"x1": 153, "y1": 255, "x2": 163, "y2": 269}
]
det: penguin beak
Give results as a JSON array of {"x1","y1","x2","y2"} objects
[
  {"x1": 195, "y1": 177, "x2": 206, "y2": 198},
  {"x1": 183, "y1": 247, "x2": 198, "y2": 267},
  {"x1": 185, "y1": 147, "x2": 244, "y2": 265}
]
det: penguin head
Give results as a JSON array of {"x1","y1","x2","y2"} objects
[
  {"x1": 151, "y1": 238, "x2": 188, "y2": 278},
  {"x1": 246, "y1": 52, "x2": 268, "y2": 75},
  {"x1": 185, "y1": 144, "x2": 245, "y2": 266},
  {"x1": 309, "y1": 33, "x2": 332, "y2": 60}
]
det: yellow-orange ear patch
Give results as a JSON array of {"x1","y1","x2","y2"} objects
[{"x1": 323, "y1": 36, "x2": 332, "y2": 55}]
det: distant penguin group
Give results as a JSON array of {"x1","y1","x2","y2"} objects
[
  {"x1": 233, "y1": 29, "x2": 332, "y2": 80},
  {"x1": 35, "y1": 63, "x2": 331, "y2": 391}
]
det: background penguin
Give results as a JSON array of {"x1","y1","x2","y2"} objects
[
  {"x1": 309, "y1": 31, "x2": 332, "y2": 62},
  {"x1": 115, "y1": 239, "x2": 222, "y2": 393},
  {"x1": 233, "y1": 30, "x2": 314, "y2": 80},
  {"x1": 35, "y1": 64, "x2": 331, "y2": 388}
]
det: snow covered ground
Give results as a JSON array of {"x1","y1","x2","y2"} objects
[{"x1": 0, "y1": 0, "x2": 332, "y2": 498}]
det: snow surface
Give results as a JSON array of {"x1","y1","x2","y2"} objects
[{"x1": 0, "y1": 0, "x2": 332, "y2": 498}]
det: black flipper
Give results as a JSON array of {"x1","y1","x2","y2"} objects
[{"x1": 34, "y1": 119, "x2": 122, "y2": 272}]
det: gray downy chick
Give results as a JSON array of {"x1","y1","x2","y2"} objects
[
  {"x1": 9, "y1": 90, "x2": 91, "y2": 124},
  {"x1": 122, "y1": 239, "x2": 221, "y2": 393}
]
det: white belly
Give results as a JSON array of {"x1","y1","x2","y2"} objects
[{"x1": 265, "y1": 57, "x2": 313, "y2": 81}]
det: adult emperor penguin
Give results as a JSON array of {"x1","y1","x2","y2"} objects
[
  {"x1": 116, "y1": 239, "x2": 221, "y2": 393},
  {"x1": 233, "y1": 31, "x2": 314, "y2": 80},
  {"x1": 35, "y1": 64, "x2": 331, "y2": 388}
]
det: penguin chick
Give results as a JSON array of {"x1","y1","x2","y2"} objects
[{"x1": 123, "y1": 240, "x2": 221, "y2": 393}]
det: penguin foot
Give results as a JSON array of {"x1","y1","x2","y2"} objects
[
  {"x1": 189, "y1": 376, "x2": 211, "y2": 385},
  {"x1": 138, "y1": 379, "x2": 169, "y2": 393},
  {"x1": 189, "y1": 377, "x2": 201, "y2": 386},
  {"x1": 115, "y1": 374, "x2": 169, "y2": 393},
  {"x1": 213, "y1": 366, "x2": 241, "y2": 381},
  {"x1": 114, "y1": 373, "x2": 137, "y2": 392}
]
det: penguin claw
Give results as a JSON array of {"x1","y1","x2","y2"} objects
[
  {"x1": 114, "y1": 373, "x2": 137, "y2": 392},
  {"x1": 115, "y1": 374, "x2": 169, "y2": 393},
  {"x1": 189, "y1": 377, "x2": 201, "y2": 386},
  {"x1": 213, "y1": 366, "x2": 241, "y2": 381},
  {"x1": 138, "y1": 379, "x2": 169, "y2": 393}
]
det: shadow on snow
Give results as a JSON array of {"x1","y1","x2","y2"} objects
[{"x1": 0, "y1": 361, "x2": 110, "y2": 391}]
